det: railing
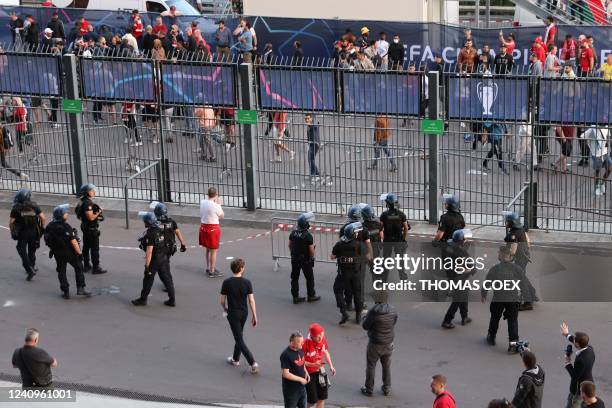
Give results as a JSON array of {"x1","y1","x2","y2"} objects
[{"x1": 123, "y1": 160, "x2": 162, "y2": 229}]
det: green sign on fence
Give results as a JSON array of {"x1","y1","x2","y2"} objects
[
  {"x1": 62, "y1": 99, "x2": 82, "y2": 114},
  {"x1": 237, "y1": 109, "x2": 258, "y2": 125},
  {"x1": 421, "y1": 119, "x2": 445, "y2": 135}
]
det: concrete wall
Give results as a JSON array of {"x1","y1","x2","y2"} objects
[{"x1": 243, "y1": 0, "x2": 446, "y2": 22}]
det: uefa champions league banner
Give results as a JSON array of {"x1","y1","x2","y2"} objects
[
  {"x1": 161, "y1": 63, "x2": 236, "y2": 106},
  {"x1": 447, "y1": 76, "x2": 529, "y2": 121},
  {"x1": 258, "y1": 68, "x2": 336, "y2": 111},
  {"x1": 538, "y1": 79, "x2": 611, "y2": 125},
  {"x1": 81, "y1": 58, "x2": 155, "y2": 102},
  {"x1": 0, "y1": 53, "x2": 59, "y2": 96},
  {"x1": 342, "y1": 71, "x2": 421, "y2": 115}
]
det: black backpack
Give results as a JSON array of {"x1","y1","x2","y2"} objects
[
  {"x1": 44, "y1": 222, "x2": 69, "y2": 253},
  {"x1": 160, "y1": 219, "x2": 177, "y2": 256}
]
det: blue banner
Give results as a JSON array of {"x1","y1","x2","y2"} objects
[
  {"x1": 161, "y1": 63, "x2": 235, "y2": 106},
  {"x1": 258, "y1": 68, "x2": 336, "y2": 111},
  {"x1": 81, "y1": 59, "x2": 155, "y2": 102},
  {"x1": 538, "y1": 79, "x2": 611, "y2": 125},
  {"x1": 342, "y1": 71, "x2": 420, "y2": 115},
  {"x1": 447, "y1": 76, "x2": 529, "y2": 121},
  {"x1": 0, "y1": 54, "x2": 59, "y2": 96}
]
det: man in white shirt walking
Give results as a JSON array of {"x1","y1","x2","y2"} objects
[{"x1": 199, "y1": 187, "x2": 224, "y2": 278}]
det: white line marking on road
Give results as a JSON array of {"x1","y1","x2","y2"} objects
[
  {"x1": 3, "y1": 300, "x2": 15, "y2": 307},
  {"x1": 225, "y1": 256, "x2": 234, "y2": 260}
]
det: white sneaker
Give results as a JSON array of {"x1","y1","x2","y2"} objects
[
  {"x1": 602, "y1": 183, "x2": 607, "y2": 195},
  {"x1": 270, "y1": 157, "x2": 282, "y2": 163},
  {"x1": 124, "y1": 138, "x2": 129, "y2": 144},
  {"x1": 311, "y1": 176, "x2": 321, "y2": 184},
  {"x1": 250, "y1": 362, "x2": 260, "y2": 374},
  {"x1": 226, "y1": 357, "x2": 240, "y2": 367},
  {"x1": 225, "y1": 143, "x2": 231, "y2": 153},
  {"x1": 135, "y1": 141, "x2": 143, "y2": 147},
  {"x1": 152, "y1": 138, "x2": 159, "y2": 144},
  {"x1": 20, "y1": 173, "x2": 29, "y2": 181},
  {"x1": 289, "y1": 151, "x2": 295, "y2": 160}
]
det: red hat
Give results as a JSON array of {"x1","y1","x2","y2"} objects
[
  {"x1": 309, "y1": 323, "x2": 324, "y2": 337},
  {"x1": 535, "y1": 36, "x2": 542, "y2": 43}
]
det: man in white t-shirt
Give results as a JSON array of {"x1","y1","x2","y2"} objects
[
  {"x1": 199, "y1": 187, "x2": 224, "y2": 278},
  {"x1": 580, "y1": 127, "x2": 611, "y2": 195}
]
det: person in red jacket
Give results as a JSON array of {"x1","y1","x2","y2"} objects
[
  {"x1": 431, "y1": 374, "x2": 457, "y2": 408},
  {"x1": 498, "y1": 31, "x2": 516, "y2": 55},
  {"x1": 531, "y1": 37, "x2": 546, "y2": 64},
  {"x1": 578, "y1": 40, "x2": 595, "y2": 77},
  {"x1": 78, "y1": 17, "x2": 91, "y2": 37},
  {"x1": 543, "y1": 16, "x2": 556, "y2": 48},
  {"x1": 131, "y1": 15, "x2": 144, "y2": 42},
  {"x1": 560, "y1": 33, "x2": 578, "y2": 66}
]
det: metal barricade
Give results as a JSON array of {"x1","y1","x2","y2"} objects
[{"x1": 270, "y1": 217, "x2": 343, "y2": 271}]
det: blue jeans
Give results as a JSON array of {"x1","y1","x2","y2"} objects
[
  {"x1": 372, "y1": 140, "x2": 396, "y2": 167},
  {"x1": 308, "y1": 143, "x2": 320, "y2": 176},
  {"x1": 283, "y1": 384, "x2": 306, "y2": 408}
]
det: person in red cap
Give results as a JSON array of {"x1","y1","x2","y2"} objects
[
  {"x1": 531, "y1": 37, "x2": 546, "y2": 64},
  {"x1": 431, "y1": 374, "x2": 457, "y2": 408},
  {"x1": 302, "y1": 323, "x2": 336, "y2": 408}
]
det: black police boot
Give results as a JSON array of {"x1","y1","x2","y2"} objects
[
  {"x1": 382, "y1": 386, "x2": 391, "y2": 396},
  {"x1": 26, "y1": 271, "x2": 36, "y2": 282},
  {"x1": 164, "y1": 299, "x2": 176, "y2": 307},
  {"x1": 355, "y1": 312, "x2": 362, "y2": 325},
  {"x1": 83, "y1": 263, "x2": 92, "y2": 272},
  {"x1": 486, "y1": 335, "x2": 496, "y2": 346},
  {"x1": 508, "y1": 343, "x2": 519, "y2": 354},
  {"x1": 339, "y1": 310, "x2": 349, "y2": 325},
  {"x1": 131, "y1": 298, "x2": 147, "y2": 306},
  {"x1": 77, "y1": 287, "x2": 92, "y2": 297},
  {"x1": 293, "y1": 297, "x2": 306, "y2": 304},
  {"x1": 519, "y1": 302, "x2": 534, "y2": 311},
  {"x1": 360, "y1": 387, "x2": 373, "y2": 397},
  {"x1": 441, "y1": 321, "x2": 455, "y2": 329},
  {"x1": 307, "y1": 295, "x2": 321, "y2": 303},
  {"x1": 461, "y1": 317, "x2": 472, "y2": 325},
  {"x1": 345, "y1": 302, "x2": 354, "y2": 311},
  {"x1": 92, "y1": 266, "x2": 107, "y2": 275},
  {"x1": 61, "y1": 290, "x2": 70, "y2": 300}
]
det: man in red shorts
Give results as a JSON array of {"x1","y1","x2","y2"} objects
[{"x1": 199, "y1": 187, "x2": 224, "y2": 278}]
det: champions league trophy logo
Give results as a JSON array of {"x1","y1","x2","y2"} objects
[{"x1": 476, "y1": 81, "x2": 498, "y2": 115}]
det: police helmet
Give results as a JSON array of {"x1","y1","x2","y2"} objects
[
  {"x1": 79, "y1": 183, "x2": 97, "y2": 197},
  {"x1": 443, "y1": 193, "x2": 460, "y2": 212},
  {"x1": 53, "y1": 204, "x2": 70, "y2": 221},
  {"x1": 380, "y1": 193, "x2": 399, "y2": 209},
  {"x1": 361, "y1": 204, "x2": 377, "y2": 222},
  {"x1": 502, "y1": 211, "x2": 522, "y2": 228},
  {"x1": 448, "y1": 228, "x2": 473, "y2": 245},
  {"x1": 138, "y1": 211, "x2": 158, "y2": 227},
  {"x1": 297, "y1": 212, "x2": 315, "y2": 230},
  {"x1": 347, "y1": 204, "x2": 365, "y2": 222},
  {"x1": 14, "y1": 188, "x2": 32, "y2": 204},
  {"x1": 341, "y1": 222, "x2": 363, "y2": 243},
  {"x1": 150, "y1": 201, "x2": 168, "y2": 218}
]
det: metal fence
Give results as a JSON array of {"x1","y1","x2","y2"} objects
[{"x1": 0, "y1": 48, "x2": 610, "y2": 234}]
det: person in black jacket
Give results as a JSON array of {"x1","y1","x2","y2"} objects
[
  {"x1": 387, "y1": 34, "x2": 405, "y2": 70},
  {"x1": 293, "y1": 41, "x2": 304, "y2": 66},
  {"x1": 361, "y1": 290, "x2": 397, "y2": 397},
  {"x1": 512, "y1": 350, "x2": 545, "y2": 408},
  {"x1": 9, "y1": 188, "x2": 45, "y2": 281},
  {"x1": 560, "y1": 323, "x2": 596, "y2": 408},
  {"x1": 441, "y1": 229, "x2": 474, "y2": 329},
  {"x1": 9, "y1": 12, "x2": 25, "y2": 48},
  {"x1": 46, "y1": 12, "x2": 64, "y2": 41},
  {"x1": 24, "y1": 15, "x2": 40, "y2": 52}
]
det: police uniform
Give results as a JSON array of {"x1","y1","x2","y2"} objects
[
  {"x1": 76, "y1": 196, "x2": 103, "y2": 272},
  {"x1": 441, "y1": 243, "x2": 472, "y2": 326},
  {"x1": 481, "y1": 260, "x2": 524, "y2": 346},
  {"x1": 505, "y1": 226, "x2": 538, "y2": 304},
  {"x1": 332, "y1": 238, "x2": 364, "y2": 323},
  {"x1": 289, "y1": 227, "x2": 316, "y2": 301},
  {"x1": 337, "y1": 222, "x2": 369, "y2": 310},
  {"x1": 158, "y1": 215, "x2": 179, "y2": 258},
  {"x1": 379, "y1": 207, "x2": 409, "y2": 282},
  {"x1": 363, "y1": 218, "x2": 382, "y2": 298},
  {"x1": 134, "y1": 223, "x2": 175, "y2": 306},
  {"x1": 437, "y1": 211, "x2": 466, "y2": 242},
  {"x1": 44, "y1": 220, "x2": 87, "y2": 297},
  {"x1": 10, "y1": 201, "x2": 42, "y2": 279}
]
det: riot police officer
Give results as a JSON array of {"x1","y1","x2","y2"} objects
[
  {"x1": 338, "y1": 204, "x2": 371, "y2": 311},
  {"x1": 434, "y1": 194, "x2": 466, "y2": 246},
  {"x1": 132, "y1": 212, "x2": 176, "y2": 307},
  {"x1": 9, "y1": 188, "x2": 45, "y2": 281},
  {"x1": 75, "y1": 184, "x2": 107, "y2": 274},
  {"x1": 152, "y1": 202, "x2": 186, "y2": 292},
  {"x1": 288, "y1": 212, "x2": 320, "y2": 304},
  {"x1": 331, "y1": 222, "x2": 370, "y2": 325},
  {"x1": 379, "y1": 193, "x2": 410, "y2": 282},
  {"x1": 481, "y1": 246, "x2": 524, "y2": 353},
  {"x1": 43, "y1": 204, "x2": 91, "y2": 299},
  {"x1": 441, "y1": 229, "x2": 474, "y2": 329},
  {"x1": 503, "y1": 212, "x2": 538, "y2": 311}
]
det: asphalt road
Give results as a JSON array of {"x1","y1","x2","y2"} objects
[{"x1": 0, "y1": 209, "x2": 611, "y2": 408}]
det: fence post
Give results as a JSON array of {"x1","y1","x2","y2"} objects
[
  {"x1": 523, "y1": 182, "x2": 538, "y2": 231},
  {"x1": 427, "y1": 71, "x2": 441, "y2": 224},
  {"x1": 154, "y1": 61, "x2": 172, "y2": 203},
  {"x1": 62, "y1": 53, "x2": 87, "y2": 194},
  {"x1": 239, "y1": 62, "x2": 259, "y2": 211}
]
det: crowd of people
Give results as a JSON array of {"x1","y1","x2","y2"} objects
[{"x1": 7, "y1": 184, "x2": 607, "y2": 408}]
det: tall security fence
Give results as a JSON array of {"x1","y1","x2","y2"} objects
[{"x1": 0, "y1": 49, "x2": 610, "y2": 234}]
